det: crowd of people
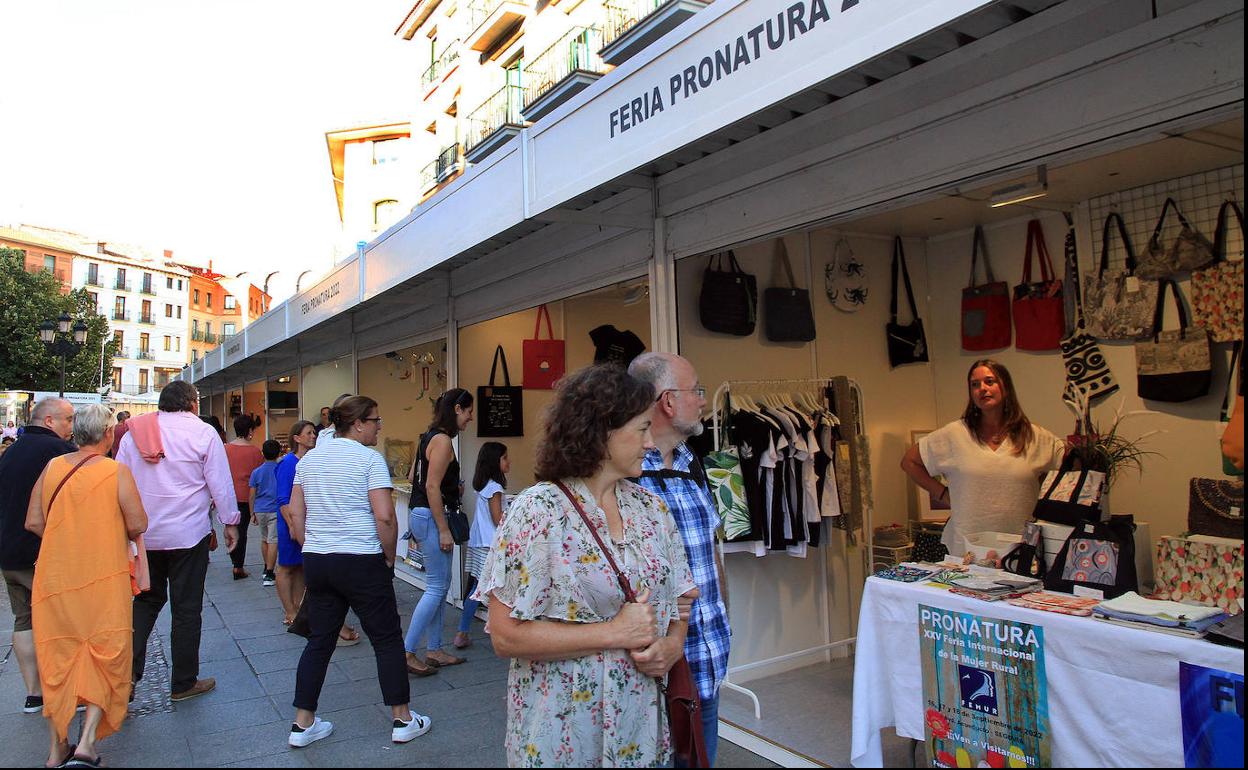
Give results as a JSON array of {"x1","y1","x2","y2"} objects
[{"x1": 0, "y1": 352, "x2": 732, "y2": 768}]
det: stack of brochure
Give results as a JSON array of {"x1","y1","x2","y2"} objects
[
  {"x1": 1007, "y1": 591, "x2": 1102, "y2": 617},
  {"x1": 945, "y1": 573, "x2": 1042, "y2": 602},
  {"x1": 1093, "y1": 592, "x2": 1228, "y2": 638}
]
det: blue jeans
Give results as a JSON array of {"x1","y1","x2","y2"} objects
[
  {"x1": 404, "y1": 508, "x2": 452, "y2": 653},
  {"x1": 674, "y1": 691, "x2": 719, "y2": 768}
]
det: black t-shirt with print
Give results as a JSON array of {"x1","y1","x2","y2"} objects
[{"x1": 590, "y1": 325, "x2": 646, "y2": 367}]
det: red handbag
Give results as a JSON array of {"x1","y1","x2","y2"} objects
[
  {"x1": 522, "y1": 304, "x2": 565, "y2": 390},
  {"x1": 554, "y1": 482, "x2": 709, "y2": 768},
  {"x1": 962, "y1": 225, "x2": 1012, "y2": 350},
  {"x1": 1012, "y1": 220, "x2": 1065, "y2": 351}
]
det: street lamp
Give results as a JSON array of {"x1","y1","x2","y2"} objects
[{"x1": 40, "y1": 312, "x2": 88, "y2": 397}]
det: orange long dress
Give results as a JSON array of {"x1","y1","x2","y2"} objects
[{"x1": 31, "y1": 455, "x2": 132, "y2": 741}]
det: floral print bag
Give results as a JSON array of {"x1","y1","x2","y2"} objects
[
  {"x1": 1083, "y1": 211, "x2": 1160, "y2": 340},
  {"x1": 1191, "y1": 200, "x2": 1245, "y2": 343}
]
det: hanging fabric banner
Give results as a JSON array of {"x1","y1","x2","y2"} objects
[
  {"x1": 1179, "y1": 662, "x2": 1244, "y2": 769},
  {"x1": 919, "y1": 604, "x2": 1051, "y2": 769}
]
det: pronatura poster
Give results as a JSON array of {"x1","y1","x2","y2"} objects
[
  {"x1": 1179, "y1": 662, "x2": 1244, "y2": 768},
  {"x1": 919, "y1": 604, "x2": 1050, "y2": 768}
]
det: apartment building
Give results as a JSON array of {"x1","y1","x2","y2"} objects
[
  {"x1": 326, "y1": 121, "x2": 414, "y2": 257},
  {"x1": 0, "y1": 226, "x2": 77, "y2": 293},
  {"x1": 394, "y1": 0, "x2": 707, "y2": 196},
  {"x1": 182, "y1": 263, "x2": 272, "y2": 364}
]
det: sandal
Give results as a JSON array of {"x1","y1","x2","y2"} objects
[
  {"x1": 405, "y1": 655, "x2": 438, "y2": 677},
  {"x1": 425, "y1": 652, "x2": 466, "y2": 668},
  {"x1": 63, "y1": 754, "x2": 102, "y2": 768},
  {"x1": 336, "y1": 626, "x2": 361, "y2": 647},
  {"x1": 46, "y1": 743, "x2": 74, "y2": 769},
  {"x1": 452, "y1": 631, "x2": 473, "y2": 650}
]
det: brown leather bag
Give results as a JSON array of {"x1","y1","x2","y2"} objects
[{"x1": 554, "y1": 481, "x2": 709, "y2": 768}]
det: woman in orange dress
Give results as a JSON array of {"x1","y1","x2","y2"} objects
[{"x1": 25, "y1": 404, "x2": 147, "y2": 769}]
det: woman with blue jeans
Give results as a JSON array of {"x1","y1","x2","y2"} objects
[{"x1": 404, "y1": 389, "x2": 474, "y2": 677}]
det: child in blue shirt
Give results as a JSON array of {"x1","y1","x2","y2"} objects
[{"x1": 249, "y1": 440, "x2": 282, "y2": 586}]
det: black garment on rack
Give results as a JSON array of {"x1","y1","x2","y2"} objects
[{"x1": 727, "y1": 412, "x2": 774, "y2": 546}]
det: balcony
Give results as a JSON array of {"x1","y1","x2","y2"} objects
[
  {"x1": 114, "y1": 347, "x2": 134, "y2": 360},
  {"x1": 465, "y1": 0, "x2": 531, "y2": 53},
  {"x1": 140, "y1": 282, "x2": 156, "y2": 296},
  {"x1": 435, "y1": 143, "x2": 463, "y2": 183},
  {"x1": 522, "y1": 27, "x2": 607, "y2": 123},
  {"x1": 113, "y1": 383, "x2": 145, "y2": 396},
  {"x1": 421, "y1": 41, "x2": 461, "y2": 95},
  {"x1": 136, "y1": 349, "x2": 156, "y2": 361},
  {"x1": 203, "y1": 332, "x2": 217, "y2": 344},
  {"x1": 138, "y1": 314, "x2": 155, "y2": 325},
  {"x1": 192, "y1": 329, "x2": 206, "y2": 342},
  {"x1": 111, "y1": 309, "x2": 131, "y2": 322},
  {"x1": 114, "y1": 279, "x2": 132, "y2": 291},
  {"x1": 85, "y1": 276, "x2": 102, "y2": 288},
  {"x1": 465, "y1": 82, "x2": 528, "y2": 163},
  {"x1": 600, "y1": 0, "x2": 708, "y2": 66},
  {"x1": 420, "y1": 159, "x2": 438, "y2": 193}
]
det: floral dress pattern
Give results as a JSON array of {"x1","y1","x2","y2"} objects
[{"x1": 474, "y1": 479, "x2": 697, "y2": 768}]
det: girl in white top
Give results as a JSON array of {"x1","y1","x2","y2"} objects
[
  {"x1": 453, "y1": 441, "x2": 509, "y2": 650},
  {"x1": 901, "y1": 359, "x2": 1064, "y2": 556}
]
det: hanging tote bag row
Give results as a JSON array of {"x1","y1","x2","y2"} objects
[
  {"x1": 961, "y1": 225, "x2": 1012, "y2": 351},
  {"x1": 522, "y1": 304, "x2": 565, "y2": 390},
  {"x1": 885, "y1": 237, "x2": 929, "y2": 367},
  {"x1": 1058, "y1": 213, "x2": 1118, "y2": 402},
  {"x1": 1191, "y1": 199, "x2": 1245, "y2": 343},
  {"x1": 1083, "y1": 211, "x2": 1161, "y2": 340},
  {"x1": 699, "y1": 250, "x2": 757, "y2": 336},
  {"x1": 1138, "y1": 196, "x2": 1216, "y2": 279},
  {"x1": 1135, "y1": 279, "x2": 1212, "y2": 403},
  {"x1": 477, "y1": 345, "x2": 524, "y2": 437},
  {"x1": 1012, "y1": 220, "x2": 1065, "y2": 351},
  {"x1": 764, "y1": 239, "x2": 817, "y2": 342}
]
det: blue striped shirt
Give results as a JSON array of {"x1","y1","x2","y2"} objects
[{"x1": 639, "y1": 444, "x2": 731, "y2": 703}]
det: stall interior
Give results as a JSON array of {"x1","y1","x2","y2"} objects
[
  {"x1": 265, "y1": 371, "x2": 300, "y2": 452},
  {"x1": 357, "y1": 338, "x2": 448, "y2": 481},
  {"x1": 680, "y1": 123, "x2": 1243, "y2": 766},
  {"x1": 301, "y1": 354, "x2": 354, "y2": 426},
  {"x1": 241, "y1": 380, "x2": 266, "y2": 447}
]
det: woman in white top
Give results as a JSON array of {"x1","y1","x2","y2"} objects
[
  {"x1": 901, "y1": 359, "x2": 1064, "y2": 556},
  {"x1": 285, "y1": 396, "x2": 432, "y2": 749},
  {"x1": 452, "y1": 441, "x2": 509, "y2": 650}
]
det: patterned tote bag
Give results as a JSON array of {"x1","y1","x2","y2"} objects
[
  {"x1": 1059, "y1": 214, "x2": 1118, "y2": 402},
  {"x1": 1192, "y1": 200, "x2": 1245, "y2": 342},
  {"x1": 1083, "y1": 211, "x2": 1160, "y2": 340}
]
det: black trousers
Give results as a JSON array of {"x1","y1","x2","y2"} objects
[
  {"x1": 133, "y1": 534, "x2": 211, "y2": 693},
  {"x1": 230, "y1": 502, "x2": 251, "y2": 570},
  {"x1": 293, "y1": 552, "x2": 409, "y2": 712}
]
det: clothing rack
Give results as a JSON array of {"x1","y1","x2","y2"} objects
[{"x1": 711, "y1": 378, "x2": 871, "y2": 720}]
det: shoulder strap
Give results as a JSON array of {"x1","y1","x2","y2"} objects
[
  {"x1": 890, "y1": 237, "x2": 919, "y2": 322},
  {"x1": 775, "y1": 239, "x2": 797, "y2": 289},
  {"x1": 1223, "y1": 341, "x2": 1243, "y2": 421},
  {"x1": 47, "y1": 454, "x2": 99, "y2": 513},
  {"x1": 532, "y1": 304, "x2": 554, "y2": 341},
  {"x1": 1213, "y1": 200, "x2": 1245, "y2": 266},
  {"x1": 553, "y1": 481, "x2": 637, "y2": 603},
  {"x1": 1063, "y1": 212, "x2": 1083, "y2": 310},
  {"x1": 967, "y1": 226, "x2": 995, "y2": 287},
  {"x1": 1151, "y1": 278, "x2": 1190, "y2": 340},
  {"x1": 1151, "y1": 197, "x2": 1181, "y2": 245},
  {"x1": 1022, "y1": 220, "x2": 1055, "y2": 283},
  {"x1": 488, "y1": 345, "x2": 511, "y2": 387},
  {"x1": 1100, "y1": 212, "x2": 1136, "y2": 274}
]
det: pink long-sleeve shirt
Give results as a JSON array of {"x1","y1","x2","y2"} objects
[{"x1": 117, "y1": 410, "x2": 241, "y2": 551}]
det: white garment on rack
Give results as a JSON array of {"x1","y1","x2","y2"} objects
[
  {"x1": 721, "y1": 540, "x2": 766, "y2": 556},
  {"x1": 802, "y1": 424, "x2": 821, "y2": 524}
]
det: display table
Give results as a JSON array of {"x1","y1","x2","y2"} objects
[{"x1": 850, "y1": 577, "x2": 1243, "y2": 767}]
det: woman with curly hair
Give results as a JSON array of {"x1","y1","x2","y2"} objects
[{"x1": 475, "y1": 364, "x2": 698, "y2": 768}]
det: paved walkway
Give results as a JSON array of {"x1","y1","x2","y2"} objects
[{"x1": 1, "y1": 537, "x2": 775, "y2": 768}]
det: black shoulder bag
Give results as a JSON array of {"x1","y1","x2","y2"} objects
[{"x1": 886, "y1": 237, "x2": 929, "y2": 367}]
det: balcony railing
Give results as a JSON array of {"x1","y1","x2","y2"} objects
[
  {"x1": 421, "y1": 41, "x2": 461, "y2": 92},
  {"x1": 192, "y1": 329, "x2": 206, "y2": 341},
  {"x1": 138, "y1": 314, "x2": 155, "y2": 325},
  {"x1": 112, "y1": 309, "x2": 130, "y2": 322},
  {"x1": 466, "y1": 82, "x2": 527, "y2": 158},
  {"x1": 203, "y1": 332, "x2": 217, "y2": 344},
  {"x1": 137, "y1": 349, "x2": 156, "y2": 361},
  {"x1": 466, "y1": 0, "x2": 531, "y2": 51},
  {"x1": 114, "y1": 279, "x2": 132, "y2": 291},
  {"x1": 436, "y1": 143, "x2": 463, "y2": 183},
  {"x1": 523, "y1": 27, "x2": 606, "y2": 121},
  {"x1": 140, "y1": 282, "x2": 156, "y2": 295},
  {"x1": 114, "y1": 347, "x2": 134, "y2": 360},
  {"x1": 420, "y1": 159, "x2": 438, "y2": 192},
  {"x1": 113, "y1": 383, "x2": 145, "y2": 396},
  {"x1": 85, "y1": 276, "x2": 102, "y2": 287},
  {"x1": 601, "y1": 0, "x2": 708, "y2": 65}
]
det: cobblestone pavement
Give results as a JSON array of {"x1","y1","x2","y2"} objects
[{"x1": 1, "y1": 535, "x2": 776, "y2": 768}]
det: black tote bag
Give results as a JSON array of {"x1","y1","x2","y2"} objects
[
  {"x1": 477, "y1": 345, "x2": 524, "y2": 437},
  {"x1": 1043, "y1": 515, "x2": 1138, "y2": 599},
  {"x1": 764, "y1": 239, "x2": 816, "y2": 342},
  {"x1": 699, "y1": 250, "x2": 757, "y2": 336},
  {"x1": 1135, "y1": 279, "x2": 1212, "y2": 403},
  {"x1": 886, "y1": 237, "x2": 929, "y2": 367}
]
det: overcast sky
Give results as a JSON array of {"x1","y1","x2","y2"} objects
[{"x1": 0, "y1": 0, "x2": 415, "y2": 301}]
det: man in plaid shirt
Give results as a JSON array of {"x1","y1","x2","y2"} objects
[{"x1": 630, "y1": 353, "x2": 731, "y2": 766}]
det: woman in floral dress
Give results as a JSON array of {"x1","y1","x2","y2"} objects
[{"x1": 476, "y1": 364, "x2": 699, "y2": 768}]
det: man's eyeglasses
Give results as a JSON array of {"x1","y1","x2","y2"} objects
[{"x1": 657, "y1": 386, "x2": 707, "y2": 401}]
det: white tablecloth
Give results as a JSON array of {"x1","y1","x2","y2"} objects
[{"x1": 851, "y1": 577, "x2": 1244, "y2": 767}]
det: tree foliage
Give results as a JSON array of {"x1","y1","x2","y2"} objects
[{"x1": 0, "y1": 247, "x2": 115, "y2": 392}]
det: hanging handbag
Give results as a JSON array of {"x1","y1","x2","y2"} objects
[
  {"x1": 825, "y1": 236, "x2": 869, "y2": 312},
  {"x1": 699, "y1": 250, "x2": 757, "y2": 336},
  {"x1": 522, "y1": 304, "x2": 565, "y2": 390},
  {"x1": 445, "y1": 506, "x2": 471, "y2": 544},
  {"x1": 1059, "y1": 213, "x2": 1118, "y2": 401},
  {"x1": 1135, "y1": 279, "x2": 1212, "y2": 403},
  {"x1": 1222, "y1": 342, "x2": 1244, "y2": 477},
  {"x1": 1012, "y1": 220, "x2": 1065, "y2": 351},
  {"x1": 764, "y1": 239, "x2": 816, "y2": 342},
  {"x1": 1083, "y1": 211, "x2": 1161, "y2": 340},
  {"x1": 553, "y1": 482, "x2": 709, "y2": 769},
  {"x1": 961, "y1": 225, "x2": 1012, "y2": 351},
  {"x1": 1192, "y1": 200, "x2": 1245, "y2": 343},
  {"x1": 1033, "y1": 452, "x2": 1107, "y2": 526},
  {"x1": 1044, "y1": 515, "x2": 1138, "y2": 599},
  {"x1": 1138, "y1": 196, "x2": 1216, "y2": 279},
  {"x1": 477, "y1": 345, "x2": 524, "y2": 437},
  {"x1": 885, "y1": 237, "x2": 929, "y2": 367},
  {"x1": 287, "y1": 598, "x2": 313, "y2": 638},
  {"x1": 1187, "y1": 477, "x2": 1244, "y2": 539}
]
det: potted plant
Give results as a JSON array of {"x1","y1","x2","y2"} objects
[{"x1": 1062, "y1": 385, "x2": 1162, "y2": 508}]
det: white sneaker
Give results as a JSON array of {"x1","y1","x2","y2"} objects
[
  {"x1": 391, "y1": 710, "x2": 432, "y2": 743},
  {"x1": 288, "y1": 717, "x2": 333, "y2": 748}
]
